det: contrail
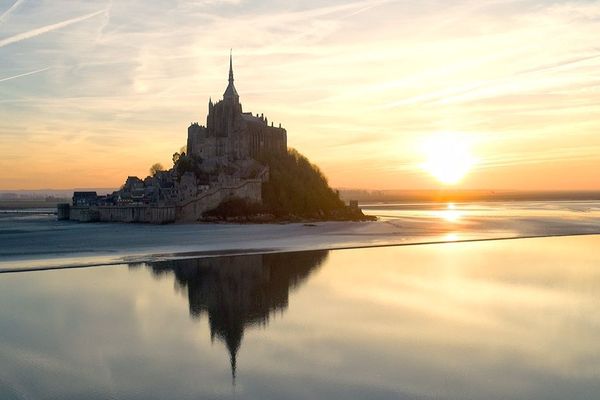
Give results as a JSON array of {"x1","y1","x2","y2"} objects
[
  {"x1": 0, "y1": 8, "x2": 106, "y2": 48},
  {"x1": 0, "y1": 67, "x2": 49, "y2": 83},
  {"x1": 0, "y1": 0, "x2": 25, "y2": 25}
]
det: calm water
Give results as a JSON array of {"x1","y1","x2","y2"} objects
[
  {"x1": 364, "y1": 199, "x2": 600, "y2": 217},
  {"x1": 1, "y1": 235, "x2": 600, "y2": 399}
]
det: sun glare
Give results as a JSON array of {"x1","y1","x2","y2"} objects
[
  {"x1": 442, "y1": 203, "x2": 462, "y2": 222},
  {"x1": 420, "y1": 132, "x2": 476, "y2": 185}
]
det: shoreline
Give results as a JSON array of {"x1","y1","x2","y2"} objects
[
  {"x1": 2, "y1": 200, "x2": 599, "y2": 273},
  {"x1": 2, "y1": 232, "x2": 599, "y2": 274}
]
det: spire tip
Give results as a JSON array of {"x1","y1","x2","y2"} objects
[{"x1": 228, "y1": 49, "x2": 234, "y2": 83}]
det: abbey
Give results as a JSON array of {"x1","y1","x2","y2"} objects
[
  {"x1": 187, "y1": 53, "x2": 287, "y2": 163},
  {"x1": 62, "y1": 54, "x2": 288, "y2": 224}
]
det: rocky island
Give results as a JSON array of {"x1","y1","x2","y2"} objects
[{"x1": 58, "y1": 54, "x2": 372, "y2": 224}]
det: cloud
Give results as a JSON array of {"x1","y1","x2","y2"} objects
[
  {"x1": 0, "y1": 8, "x2": 107, "y2": 48},
  {"x1": 0, "y1": 0, "x2": 25, "y2": 25},
  {"x1": 0, "y1": 67, "x2": 49, "y2": 83},
  {"x1": 1, "y1": 0, "x2": 600, "y2": 189},
  {"x1": 477, "y1": 146, "x2": 600, "y2": 170}
]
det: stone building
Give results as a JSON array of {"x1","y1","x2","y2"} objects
[
  {"x1": 187, "y1": 53, "x2": 287, "y2": 162},
  {"x1": 72, "y1": 191, "x2": 98, "y2": 206}
]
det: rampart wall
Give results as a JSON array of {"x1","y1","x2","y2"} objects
[
  {"x1": 177, "y1": 179, "x2": 262, "y2": 222},
  {"x1": 70, "y1": 205, "x2": 176, "y2": 224},
  {"x1": 67, "y1": 179, "x2": 262, "y2": 224}
]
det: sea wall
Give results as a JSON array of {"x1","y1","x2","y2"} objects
[
  {"x1": 70, "y1": 206, "x2": 100, "y2": 222},
  {"x1": 70, "y1": 205, "x2": 176, "y2": 224},
  {"x1": 98, "y1": 206, "x2": 176, "y2": 224},
  {"x1": 57, "y1": 203, "x2": 71, "y2": 220}
]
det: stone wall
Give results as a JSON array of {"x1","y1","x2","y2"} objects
[
  {"x1": 57, "y1": 203, "x2": 71, "y2": 220},
  {"x1": 187, "y1": 123, "x2": 210, "y2": 158},
  {"x1": 245, "y1": 119, "x2": 287, "y2": 158},
  {"x1": 98, "y1": 205, "x2": 176, "y2": 224},
  {"x1": 70, "y1": 206, "x2": 100, "y2": 222},
  {"x1": 177, "y1": 179, "x2": 262, "y2": 222},
  {"x1": 70, "y1": 205, "x2": 176, "y2": 224}
]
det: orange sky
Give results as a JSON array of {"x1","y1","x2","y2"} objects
[{"x1": 1, "y1": 0, "x2": 599, "y2": 190}]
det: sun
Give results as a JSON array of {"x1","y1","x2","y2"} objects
[{"x1": 420, "y1": 132, "x2": 476, "y2": 185}]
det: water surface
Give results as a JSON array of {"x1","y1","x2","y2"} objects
[{"x1": 1, "y1": 235, "x2": 599, "y2": 399}]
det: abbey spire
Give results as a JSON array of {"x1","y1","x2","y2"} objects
[{"x1": 223, "y1": 49, "x2": 239, "y2": 101}]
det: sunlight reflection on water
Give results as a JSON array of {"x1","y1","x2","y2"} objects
[
  {"x1": 438, "y1": 203, "x2": 463, "y2": 222},
  {"x1": 1, "y1": 235, "x2": 600, "y2": 399},
  {"x1": 443, "y1": 232, "x2": 459, "y2": 241}
]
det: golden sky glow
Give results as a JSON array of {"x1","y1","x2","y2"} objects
[{"x1": 1, "y1": 0, "x2": 599, "y2": 190}]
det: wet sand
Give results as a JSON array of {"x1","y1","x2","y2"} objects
[{"x1": 1, "y1": 201, "x2": 600, "y2": 271}]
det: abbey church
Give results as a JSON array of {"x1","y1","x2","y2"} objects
[{"x1": 187, "y1": 53, "x2": 287, "y2": 162}]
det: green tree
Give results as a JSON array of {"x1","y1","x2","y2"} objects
[
  {"x1": 149, "y1": 163, "x2": 165, "y2": 176},
  {"x1": 172, "y1": 152, "x2": 181, "y2": 165}
]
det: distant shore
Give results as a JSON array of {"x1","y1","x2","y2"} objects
[
  {"x1": 0, "y1": 199, "x2": 67, "y2": 210},
  {"x1": 338, "y1": 189, "x2": 600, "y2": 203}
]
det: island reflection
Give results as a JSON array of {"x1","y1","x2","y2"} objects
[{"x1": 139, "y1": 250, "x2": 328, "y2": 380}]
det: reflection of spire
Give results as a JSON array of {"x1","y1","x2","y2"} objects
[
  {"x1": 144, "y1": 250, "x2": 329, "y2": 384},
  {"x1": 230, "y1": 344, "x2": 237, "y2": 385}
]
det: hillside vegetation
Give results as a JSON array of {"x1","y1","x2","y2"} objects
[
  {"x1": 204, "y1": 148, "x2": 374, "y2": 221},
  {"x1": 260, "y1": 148, "x2": 345, "y2": 217}
]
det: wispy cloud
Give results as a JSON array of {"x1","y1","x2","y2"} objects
[
  {"x1": 0, "y1": 0, "x2": 25, "y2": 25},
  {"x1": 477, "y1": 146, "x2": 600, "y2": 170},
  {"x1": 0, "y1": 8, "x2": 107, "y2": 48},
  {"x1": 0, "y1": 66, "x2": 49, "y2": 83}
]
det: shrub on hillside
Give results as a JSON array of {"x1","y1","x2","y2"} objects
[
  {"x1": 259, "y1": 148, "x2": 345, "y2": 218},
  {"x1": 203, "y1": 197, "x2": 265, "y2": 220}
]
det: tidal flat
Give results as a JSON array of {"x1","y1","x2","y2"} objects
[
  {"x1": 1, "y1": 234, "x2": 600, "y2": 399},
  {"x1": 1, "y1": 200, "x2": 600, "y2": 272}
]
